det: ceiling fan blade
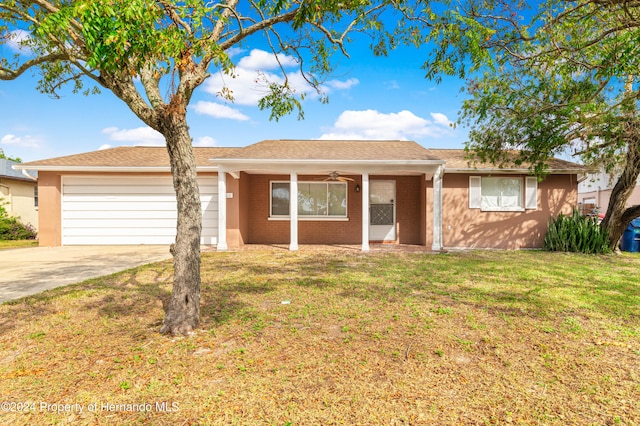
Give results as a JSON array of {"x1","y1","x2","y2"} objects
[{"x1": 317, "y1": 171, "x2": 354, "y2": 182}]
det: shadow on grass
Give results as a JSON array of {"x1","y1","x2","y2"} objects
[
  {"x1": 1, "y1": 250, "x2": 638, "y2": 338},
  {"x1": 197, "y1": 250, "x2": 640, "y2": 328},
  {"x1": 0, "y1": 261, "x2": 174, "y2": 335}
]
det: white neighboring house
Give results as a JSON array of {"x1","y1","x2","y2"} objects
[
  {"x1": 578, "y1": 170, "x2": 640, "y2": 216},
  {"x1": 0, "y1": 157, "x2": 38, "y2": 230}
]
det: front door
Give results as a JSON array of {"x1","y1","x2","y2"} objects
[{"x1": 369, "y1": 180, "x2": 396, "y2": 241}]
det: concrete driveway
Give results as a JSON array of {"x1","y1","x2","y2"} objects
[{"x1": 0, "y1": 246, "x2": 172, "y2": 303}]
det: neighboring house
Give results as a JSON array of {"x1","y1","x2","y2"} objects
[
  {"x1": 0, "y1": 158, "x2": 38, "y2": 230},
  {"x1": 15, "y1": 139, "x2": 586, "y2": 251},
  {"x1": 578, "y1": 170, "x2": 640, "y2": 216}
]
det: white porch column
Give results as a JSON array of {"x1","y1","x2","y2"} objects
[
  {"x1": 217, "y1": 168, "x2": 228, "y2": 251},
  {"x1": 361, "y1": 173, "x2": 370, "y2": 252},
  {"x1": 432, "y1": 166, "x2": 443, "y2": 251},
  {"x1": 289, "y1": 172, "x2": 299, "y2": 251}
]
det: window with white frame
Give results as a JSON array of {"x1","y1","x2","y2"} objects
[
  {"x1": 270, "y1": 181, "x2": 348, "y2": 218},
  {"x1": 469, "y1": 176, "x2": 538, "y2": 212}
]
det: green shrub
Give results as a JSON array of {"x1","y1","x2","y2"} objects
[
  {"x1": 544, "y1": 209, "x2": 611, "y2": 254},
  {"x1": 0, "y1": 204, "x2": 37, "y2": 240}
]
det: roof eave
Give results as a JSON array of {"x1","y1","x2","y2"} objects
[
  {"x1": 12, "y1": 165, "x2": 219, "y2": 172},
  {"x1": 0, "y1": 174, "x2": 37, "y2": 183},
  {"x1": 211, "y1": 158, "x2": 446, "y2": 165},
  {"x1": 445, "y1": 167, "x2": 587, "y2": 174},
  {"x1": 211, "y1": 158, "x2": 445, "y2": 175}
]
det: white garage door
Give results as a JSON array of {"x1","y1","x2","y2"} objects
[{"x1": 62, "y1": 176, "x2": 218, "y2": 245}]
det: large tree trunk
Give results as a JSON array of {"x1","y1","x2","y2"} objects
[
  {"x1": 158, "y1": 111, "x2": 202, "y2": 335},
  {"x1": 600, "y1": 133, "x2": 640, "y2": 249}
]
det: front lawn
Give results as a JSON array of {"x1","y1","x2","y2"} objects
[
  {"x1": 0, "y1": 239, "x2": 38, "y2": 250},
  {"x1": 0, "y1": 249, "x2": 638, "y2": 425}
]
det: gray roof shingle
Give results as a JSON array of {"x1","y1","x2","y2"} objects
[{"x1": 1, "y1": 158, "x2": 37, "y2": 180}]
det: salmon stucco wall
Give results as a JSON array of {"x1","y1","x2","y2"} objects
[
  {"x1": 224, "y1": 174, "x2": 244, "y2": 248},
  {"x1": 242, "y1": 174, "x2": 426, "y2": 245},
  {"x1": 37, "y1": 171, "x2": 62, "y2": 246},
  {"x1": 441, "y1": 173, "x2": 578, "y2": 249}
]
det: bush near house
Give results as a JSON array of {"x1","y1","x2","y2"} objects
[
  {"x1": 544, "y1": 209, "x2": 611, "y2": 254},
  {"x1": 0, "y1": 203, "x2": 37, "y2": 240}
]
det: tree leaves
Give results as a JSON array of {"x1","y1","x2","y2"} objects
[{"x1": 421, "y1": 0, "x2": 640, "y2": 173}]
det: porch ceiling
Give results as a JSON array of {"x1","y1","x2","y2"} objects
[{"x1": 210, "y1": 159, "x2": 444, "y2": 179}]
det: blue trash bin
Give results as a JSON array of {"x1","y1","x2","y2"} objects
[{"x1": 620, "y1": 218, "x2": 640, "y2": 252}]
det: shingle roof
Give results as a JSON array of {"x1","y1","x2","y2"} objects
[
  {"x1": 426, "y1": 149, "x2": 587, "y2": 171},
  {"x1": 212, "y1": 139, "x2": 441, "y2": 161},
  {"x1": 16, "y1": 141, "x2": 587, "y2": 172},
  {"x1": 18, "y1": 146, "x2": 236, "y2": 168},
  {"x1": 0, "y1": 158, "x2": 37, "y2": 180}
]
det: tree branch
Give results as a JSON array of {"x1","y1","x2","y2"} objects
[
  {"x1": 100, "y1": 71, "x2": 159, "y2": 129},
  {"x1": 217, "y1": 9, "x2": 299, "y2": 52},
  {"x1": 0, "y1": 52, "x2": 68, "y2": 80}
]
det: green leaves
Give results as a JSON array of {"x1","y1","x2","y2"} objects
[
  {"x1": 3, "y1": 0, "x2": 417, "y2": 124},
  {"x1": 77, "y1": 0, "x2": 168, "y2": 73},
  {"x1": 420, "y1": 0, "x2": 640, "y2": 176},
  {"x1": 544, "y1": 210, "x2": 611, "y2": 254},
  {"x1": 257, "y1": 82, "x2": 305, "y2": 121}
]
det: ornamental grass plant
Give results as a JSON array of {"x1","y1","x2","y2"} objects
[{"x1": 544, "y1": 209, "x2": 611, "y2": 254}]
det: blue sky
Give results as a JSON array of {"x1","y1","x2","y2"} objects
[{"x1": 1, "y1": 29, "x2": 470, "y2": 163}]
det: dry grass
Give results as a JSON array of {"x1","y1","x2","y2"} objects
[
  {"x1": 0, "y1": 240, "x2": 38, "y2": 250},
  {"x1": 0, "y1": 248, "x2": 638, "y2": 425}
]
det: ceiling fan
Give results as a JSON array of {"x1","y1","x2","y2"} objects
[{"x1": 321, "y1": 171, "x2": 354, "y2": 182}]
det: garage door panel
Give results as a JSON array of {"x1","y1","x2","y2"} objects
[
  {"x1": 63, "y1": 194, "x2": 178, "y2": 203},
  {"x1": 62, "y1": 176, "x2": 219, "y2": 245},
  {"x1": 64, "y1": 187, "x2": 215, "y2": 197},
  {"x1": 64, "y1": 198, "x2": 215, "y2": 210},
  {"x1": 64, "y1": 218, "x2": 179, "y2": 229},
  {"x1": 63, "y1": 217, "x2": 218, "y2": 229},
  {"x1": 62, "y1": 210, "x2": 179, "y2": 220},
  {"x1": 64, "y1": 186, "x2": 179, "y2": 195},
  {"x1": 64, "y1": 235, "x2": 218, "y2": 245},
  {"x1": 64, "y1": 227, "x2": 177, "y2": 237},
  {"x1": 64, "y1": 201, "x2": 181, "y2": 212},
  {"x1": 64, "y1": 193, "x2": 216, "y2": 202},
  {"x1": 63, "y1": 211, "x2": 219, "y2": 222},
  {"x1": 64, "y1": 235, "x2": 180, "y2": 245}
]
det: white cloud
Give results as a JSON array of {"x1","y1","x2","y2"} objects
[
  {"x1": 203, "y1": 49, "x2": 356, "y2": 107},
  {"x1": 98, "y1": 144, "x2": 113, "y2": 150},
  {"x1": 385, "y1": 80, "x2": 400, "y2": 90},
  {"x1": 430, "y1": 112, "x2": 453, "y2": 127},
  {"x1": 316, "y1": 132, "x2": 369, "y2": 141},
  {"x1": 193, "y1": 136, "x2": 217, "y2": 147},
  {"x1": 205, "y1": 69, "x2": 277, "y2": 106},
  {"x1": 102, "y1": 126, "x2": 165, "y2": 146},
  {"x1": 326, "y1": 78, "x2": 360, "y2": 90},
  {"x1": 191, "y1": 101, "x2": 249, "y2": 121},
  {"x1": 226, "y1": 47, "x2": 245, "y2": 58},
  {"x1": 237, "y1": 49, "x2": 298, "y2": 70},
  {"x1": 1, "y1": 133, "x2": 41, "y2": 148},
  {"x1": 6, "y1": 30, "x2": 32, "y2": 54},
  {"x1": 318, "y1": 110, "x2": 454, "y2": 140}
]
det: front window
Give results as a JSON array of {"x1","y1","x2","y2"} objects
[
  {"x1": 481, "y1": 177, "x2": 523, "y2": 211},
  {"x1": 271, "y1": 181, "x2": 347, "y2": 218}
]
